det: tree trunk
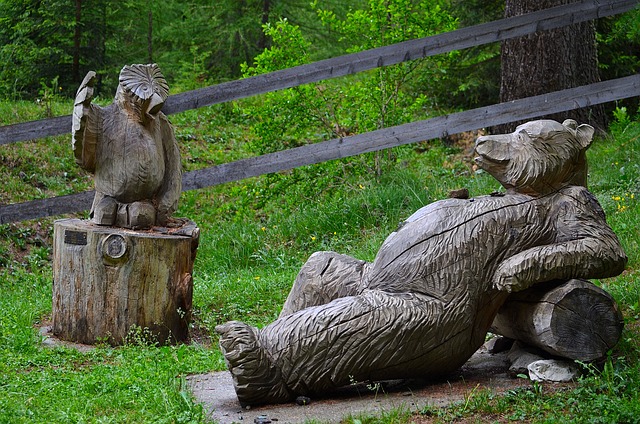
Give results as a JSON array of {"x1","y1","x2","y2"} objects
[
  {"x1": 258, "y1": 0, "x2": 271, "y2": 51},
  {"x1": 73, "y1": 0, "x2": 82, "y2": 83},
  {"x1": 52, "y1": 218, "x2": 199, "y2": 345},
  {"x1": 147, "y1": 9, "x2": 153, "y2": 63},
  {"x1": 495, "y1": 0, "x2": 607, "y2": 133},
  {"x1": 491, "y1": 279, "x2": 623, "y2": 361}
]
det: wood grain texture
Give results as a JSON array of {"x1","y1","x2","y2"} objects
[
  {"x1": 0, "y1": 0, "x2": 635, "y2": 145},
  {"x1": 0, "y1": 190, "x2": 95, "y2": 224},
  {"x1": 491, "y1": 279, "x2": 624, "y2": 361},
  {"x1": 73, "y1": 65, "x2": 182, "y2": 229},
  {"x1": 52, "y1": 218, "x2": 199, "y2": 345}
]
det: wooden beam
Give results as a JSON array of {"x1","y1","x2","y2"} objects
[
  {"x1": 163, "y1": 0, "x2": 638, "y2": 115},
  {"x1": 181, "y1": 74, "x2": 640, "y2": 190},
  {"x1": 0, "y1": 191, "x2": 94, "y2": 224},
  {"x1": 0, "y1": 0, "x2": 636, "y2": 145},
  {"x1": 0, "y1": 115, "x2": 70, "y2": 146},
  {"x1": 2, "y1": 74, "x2": 638, "y2": 224}
]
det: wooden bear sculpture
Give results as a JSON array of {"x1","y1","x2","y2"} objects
[
  {"x1": 216, "y1": 119, "x2": 627, "y2": 406},
  {"x1": 72, "y1": 64, "x2": 182, "y2": 229}
]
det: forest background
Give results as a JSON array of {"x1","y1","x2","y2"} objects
[
  {"x1": 1, "y1": 0, "x2": 640, "y2": 422},
  {"x1": 0, "y1": 0, "x2": 635, "y2": 109}
]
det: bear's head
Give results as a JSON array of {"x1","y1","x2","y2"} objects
[{"x1": 474, "y1": 119, "x2": 595, "y2": 196}]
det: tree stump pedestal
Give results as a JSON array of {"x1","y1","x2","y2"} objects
[{"x1": 52, "y1": 218, "x2": 199, "y2": 345}]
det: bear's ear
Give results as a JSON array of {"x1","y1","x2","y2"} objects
[
  {"x1": 562, "y1": 119, "x2": 578, "y2": 130},
  {"x1": 575, "y1": 123, "x2": 595, "y2": 149}
]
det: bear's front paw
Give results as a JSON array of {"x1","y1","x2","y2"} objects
[
  {"x1": 491, "y1": 262, "x2": 523, "y2": 293},
  {"x1": 492, "y1": 272, "x2": 515, "y2": 293}
]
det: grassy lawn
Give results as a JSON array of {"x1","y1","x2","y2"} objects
[{"x1": 1, "y1": 101, "x2": 639, "y2": 423}]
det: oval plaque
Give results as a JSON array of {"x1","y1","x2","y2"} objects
[{"x1": 102, "y1": 234, "x2": 128, "y2": 262}]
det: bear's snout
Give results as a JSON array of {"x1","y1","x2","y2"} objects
[{"x1": 474, "y1": 134, "x2": 512, "y2": 165}]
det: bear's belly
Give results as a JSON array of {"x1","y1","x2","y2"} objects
[
  {"x1": 95, "y1": 125, "x2": 166, "y2": 202},
  {"x1": 357, "y1": 195, "x2": 550, "y2": 380},
  {"x1": 367, "y1": 194, "x2": 552, "y2": 301}
]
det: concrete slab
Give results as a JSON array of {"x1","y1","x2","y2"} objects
[{"x1": 188, "y1": 345, "x2": 530, "y2": 424}]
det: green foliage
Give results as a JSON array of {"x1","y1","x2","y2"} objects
[
  {"x1": 241, "y1": 18, "x2": 318, "y2": 154},
  {"x1": 243, "y1": 18, "x2": 311, "y2": 74},
  {"x1": 345, "y1": 406, "x2": 413, "y2": 424},
  {"x1": 0, "y1": 248, "x2": 216, "y2": 423},
  {"x1": 596, "y1": 8, "x2": 640, "y2": 117},
  {"x1": 435, "y1": 0, "x2": 503, "y2": 110},
  {"x1": 313, "y1": 0, "x2": 459, "y2": 127},
  {"x1": 0, "y1": 343, "x2": 214, "y2": 423},
  {"x1": 0, "y1": 125, "x2": 93, "y2": 207},
  {"x1": 0, "y1": 0, "x2": 358, "y2": 100},
  {"x1": 240, "y1": 1, "x2": 459, "y2": 205},
  {"x1": 598, "y1": 8, "x2": 640, "y2": 79},
  {"x1": 416, "y1": 357, "x2": 640, "y2": 423},
  {"x1": 1, "y1": 3, "x2": 640, "y2": 418},
  {"x1": 170, "y1": 46, "x2": 214, "y2": 93},
  {"x1": 0, "y1": 0, "x2": 112, "y2": 98},
  {"x1": 0, "y1": 0, "x2": 637, "y2": 124},
  {"x1": 1, "y1": 96, "x2": 640, "y2": 422},
  {"x1": 0, "y1": 0, "x2": 70, "y2": 97}
]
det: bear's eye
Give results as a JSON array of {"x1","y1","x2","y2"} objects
[{"x1": 517, "y1": 130, "x2": 531, "y2": 142}]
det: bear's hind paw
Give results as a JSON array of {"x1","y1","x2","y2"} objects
[{"x1": 215, "y1": 321, "x2": 292, "y2": 406}]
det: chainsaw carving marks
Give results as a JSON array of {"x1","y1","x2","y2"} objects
[
  {"x1": 73, "y1": 64, "x2": 181, "y2": 229},
  {"x1": 216, "y1": 119, "x2": 627, "y2": 406}
]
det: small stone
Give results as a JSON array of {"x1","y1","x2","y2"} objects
[
  {"x1": 528, "y1": 359, "x2": 580, "y2": 382},
  {"x1": 507, "y1": 341, "x2": 546, "y2": 377},
  {"x1": 295, "y1": 396, "x2": 311, "y2": 406},
  {"x1": 254, "y1": 415, "x2": 271, "y2": 424},
  {"x1": 449, "y1": 188, "x2": 469, "y2": 199}
]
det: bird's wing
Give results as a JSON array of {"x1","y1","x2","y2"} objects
[{"x1": 72, "y1": 71, "x2": 100, "y2": 172}]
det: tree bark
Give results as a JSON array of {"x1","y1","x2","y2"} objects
[
  {"x1": 495, "y1": 0, "x2": 607, "y2": 133},
  {"x1": 147, "y1": 9, "x2": 153, "y2": 63},
  {"x1": 491, "y1": 279, "x2": 624, "y2": 361},
  {"x1": 52, "y1": 218, "x2": 199, "y2": 345},
  {"x1": 73, "y1": 0, "x2": 82, "y2": 84},
  {"x1": 258, "y1": 0, "x2": 271, "y2": 51}
]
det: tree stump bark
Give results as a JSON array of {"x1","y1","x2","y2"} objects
[
  {"x1": 52, "y1": 218, "x2": 199, "y2": 345},
  {"x1": 491, "y1": 279, "x2": 624, "y2": 361}
]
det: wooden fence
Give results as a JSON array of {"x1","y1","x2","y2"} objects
[{"x1": 0, "y1": 0, "x2": 639, "y2": 224}]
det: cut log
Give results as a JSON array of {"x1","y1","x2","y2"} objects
[
  {"x1": 52, "y1": 218, "x2": 199, "y2": 345},
  {"x1": 490, "y1": 279, "x2": 623, "y2": 361}
]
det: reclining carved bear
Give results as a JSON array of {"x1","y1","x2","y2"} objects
[{"x1": 216, "y1": 119, "x2": 627, "y2": 406}]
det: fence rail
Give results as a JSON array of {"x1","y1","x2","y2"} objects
[
  {"x1": 2, "y1": 73, "x2": 639, "y2": 224},
  {"x1": 0, "y1": 0, "x2": 636, "y2": 145},
  {"x1": 0, "y1": 0, "x2": 638, "y2": 224}
]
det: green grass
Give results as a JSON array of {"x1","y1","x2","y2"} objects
[{"x1": 1, "y1": 100, "x2": 639, "y2": 423}]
